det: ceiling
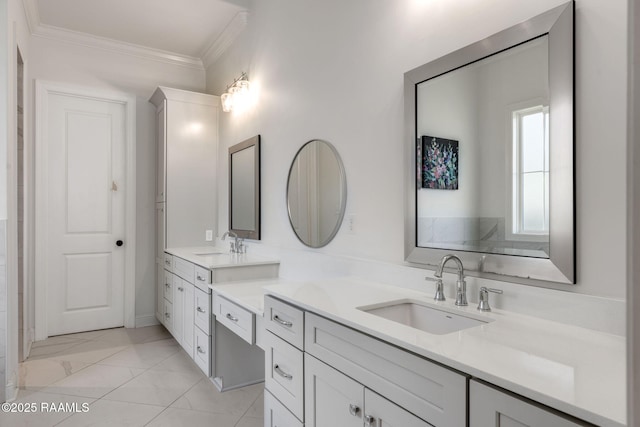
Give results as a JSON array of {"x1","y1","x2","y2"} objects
[{"x1": 25, "y1": 0, "x2": 249, "y2": 68}]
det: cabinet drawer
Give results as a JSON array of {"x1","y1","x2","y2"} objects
[
  {"x1": 215, "y1": 296, "x2": 255, "y2": 344},
  {"x1": 469, "y1": 380, "x2": 587, "y2": 427},
  {"x1": 163, "y1": 272, "x2": 174, "y2": 303},
  {"x1": 194, "y1": 287, "x2": 211, "y2": 335},
  {"x1": 163, "y1": 299, "x2": 173, "y2": 332},
  {"x1": 163, "y1": 253, "x2": 173, "y2": 271},
  {"x1": 305, "y1": 313, "x2": 467, "y2": 427},
  {"x1": 173, "y1": 257, "x2": 195, "y2": 283},
  {"x1": 194, "y1": 266, "x2": 212, "y2": 292},
  {"x1": 265, "y1": 296, "x2": 304, "y2": 350},
  {"x1": 265, "y1": 389, "x2": 304, "y2": 427},
  {"x1": 194, "y1": 326, "x2": 211, "y2": 377},
  {"x1": 265, "y1": 331, "x2": 304, "y2": 421}
]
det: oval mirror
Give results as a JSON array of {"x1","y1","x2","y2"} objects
[{"x1": 287, "y1": 140, "x2": 347, "y2": 248}]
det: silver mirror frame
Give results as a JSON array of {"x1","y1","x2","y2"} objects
[
  {"x1": 229, "y1": 135, "x2": 261, "y2": 240},
  {"x1": 286, "y1": 139, "x2": 347, "y2": 248},
  {"x1": 404, "y1": 2, "x2": 575, "y2": 285}
]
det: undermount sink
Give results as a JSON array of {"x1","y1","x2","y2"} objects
[{"x1": 358, "y1": 299, "x2": 491, "y2": 335}]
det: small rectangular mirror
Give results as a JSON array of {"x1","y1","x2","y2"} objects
[{"x1": 229, "y1": 135, "x2": 261, "y2": 239}]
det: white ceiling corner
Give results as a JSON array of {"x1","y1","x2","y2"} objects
[
  {"x1": 201, "y1": 11, "x2": 248, "y2": 70},
  {"x1": 21, "y1": 0, "x2": 248, "y2": 71}
]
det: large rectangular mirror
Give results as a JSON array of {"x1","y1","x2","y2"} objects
[
  {"x1": 404, "y1": 2, "x2": 574, "y2": 284},
  {"x1": 229, "y1": 135, "x2": 261, "y2": 240}
]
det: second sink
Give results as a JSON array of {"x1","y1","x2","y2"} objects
[{"x1": 359, "y1": 299, "x2": 491, "y2": 335}]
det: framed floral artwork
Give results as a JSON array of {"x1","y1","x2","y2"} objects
[{"x1": 421, "y1": 135, "x2": 459, "y2": 190}]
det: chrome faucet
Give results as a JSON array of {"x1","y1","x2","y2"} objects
[
  {"x1": 434, "y1": 254, "x2": 467, "y2": 306},
  {"x1": 221, "y1": 230, "x2": 245, "y2": 253}
]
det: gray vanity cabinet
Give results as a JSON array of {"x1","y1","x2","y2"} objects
[
  {"x1": 469, "y1": 381, "x2": 587, "y2": 427},
  {"x1": 305, "y1": 353, "x2": 431, "y2": 427}
]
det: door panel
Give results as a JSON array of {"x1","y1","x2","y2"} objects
[
  {"x1": 46, "y1": 91, "x2": 126, "y2": 335},
  {"x1": 305, "y1": 353, "x2": 363, "y2": 427},
  {"x1": 365, "y1": 389, "x2": 433, "y2": 427}
]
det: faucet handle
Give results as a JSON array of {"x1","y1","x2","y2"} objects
[
  {"x1": 425, "y1": 277, "x2": 446, "y2": 301},
  {"x1": 236, "y1": 238, "x2": 246, "y2": 254},
  {"x1": 477, "y1": 287, "x2": 503, "y2": 312}
]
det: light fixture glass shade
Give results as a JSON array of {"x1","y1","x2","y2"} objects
[
  {"x1": 221, "y1": 92, "x2": 233, "y2": 112},
  {"x1": 236, "y1": 79, "x2": 251, "y2": 95}
]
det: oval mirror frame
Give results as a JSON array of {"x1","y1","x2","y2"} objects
[
  {"x1": 404, "y1": 2, "x2": 575, "y2": 285},
  {"x1": 287, "y1": 140, "x2": 347, "y2": 248}
]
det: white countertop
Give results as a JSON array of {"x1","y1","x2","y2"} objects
[
  {"x1": 264, "y1": 277, "x2": 626, "y2": 427},
  {"x1": 165, "y1": 246, "x2": 280, "y2": 270},
  {"x1": 209, "y1": 279, "x2": 286, "y2": 316}
]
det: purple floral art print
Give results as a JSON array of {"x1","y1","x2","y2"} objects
[{"x1": 421, "y1": 136, "x2": 459, "y2": 190}]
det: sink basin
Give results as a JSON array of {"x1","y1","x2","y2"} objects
[
  {"x1": 359, "y1": 300, "x2": 491, "y2": 335},
  {"x1": 194, "y1": 252, "x2": 226, "y2": 257}
]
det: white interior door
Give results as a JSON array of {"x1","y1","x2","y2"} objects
[{"x1": 44, "y1": 89, "x2": 127, "y2": 336}]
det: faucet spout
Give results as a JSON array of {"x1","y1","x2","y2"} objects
[{"x1": 434, "y1": 254, "x2": 468, "y2": 306}]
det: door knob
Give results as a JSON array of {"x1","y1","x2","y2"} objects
[{"x1": 116, "y1": 240, "x2": 124, "y2": 247}]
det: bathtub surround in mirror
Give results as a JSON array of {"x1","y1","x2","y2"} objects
[
  {"x1": 229, "y1": 135, "x2": 260, "y2": 240},
  {"x1": 405, "y1": 2, "x2": 575, "y2": 284},
  {"x1": 287, "y1": 140, "x2": 347, "y2": 248}
]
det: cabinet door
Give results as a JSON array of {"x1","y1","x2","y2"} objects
[
  {"x1": 156, "y1": 102, "x2": 166, "y2": 202},
  {"x1": 183, "y1": 282, "x2": 195, "y2": 358},
  {"x1": 156, "y1": 264, "x2": 164, "y2": 323},
  {"x1": 365, "y1": 389, "x2": 433, "y2": 427},
  {"x1": 470, "y1": 380, "x2": 586, "y2": 427},
  {"x1": 156, "y1": 203, "x2": 165, "y2": 262},
  {"x1": 265, "y1": 390, "x2": 304, "y2": 427},
  {"x1": 305, "y1": 353, "x2": 363, "y2": 427},
  {"x1": 172, "y1": 275, "x2": 185, "y2": 345}
]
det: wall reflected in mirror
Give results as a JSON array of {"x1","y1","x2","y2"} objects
[
  {"x1": 229, "y1": 135, "x2": 260, "y2": 239},
  {"x1": 287, "y1": 140, "x2": 347, "y2": 248},
  {"x1": 417, "y1": 35, "x2": 550, "y2": 259}
]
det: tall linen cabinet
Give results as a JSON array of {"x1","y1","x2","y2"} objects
[{"x1": 149, "y1": 87, "x2": 219, "y2": 321}]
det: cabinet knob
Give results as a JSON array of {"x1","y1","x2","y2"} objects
[
  {"x1": 226, "y1": 313, "x2": 239, "y2": 322},
  {"x1": 116, "y1": 240, "x2": 124, "y2": 247},
  {"x1": 197, "y1": 307, "x2": 206, "y2": 314},
  {"x1": 364, "y1": 415, "x2": 375, "y2": 426},
  {"x1": 197, "y1": 346, "x2": 205, "y2": 354},
  {"x1": 178, "y1": 287, "x2": 184, "y2": 292},
  {"x1": 348, "y1": 404, "x2": 360, "y2": 416}
]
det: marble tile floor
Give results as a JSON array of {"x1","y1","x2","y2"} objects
[{"x1": 2, "y1": 325, "x2": 264, "y2": 426}]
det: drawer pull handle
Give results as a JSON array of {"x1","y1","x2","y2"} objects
[
  {"x1": 164, "y1": 313, "x2": 170, "y2": 319},
  {"x1": 349, "y1": 404, "x2": 360, "y2": 416},
  {"x1": 197, "y1": 274, "x2": 205, "y2": 281},
  {"x1": 165, "y1": 260, "x2": 171, "y2": 265},
  {"x1": 197, "y1": 346, "x2": 205, "y2": 354},
  {"x1": 274, "y1": 364, "x2": 292, "y2": 380},
  {"x1": 165, "y1": 283, "x2": 170, "y2": 288},
  {"x1": 273, "y1": 315, "x2": 293, "y2": 327},
  {"x1": 364, "y1": 415, "x2": 375, "y2": 426},
  {"x1": 197, "y1": 307, "x2": 206, "y2": 314},
  {"x1": 178, "y1": 287, "x2": 184, "y2": 292},
  {"x1": 226, "y1": 313, "x2": 239, "y2": 322}
]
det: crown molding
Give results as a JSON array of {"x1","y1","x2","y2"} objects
[
  {"x1": 21, "y1": 0, "x2": 247, "y2": 71},
  {"x1": 21, "y1": 0, "x2": 204, "y2": 70},
  {"x1": 201, "y1": 11, "x2": 248, "y2": 70},
  {"x1": 34, "y1": 23, "x2": 205, "y2": 69},
  {"x1": 22, "y1": 0, "x2": 40, "y2": 33}
]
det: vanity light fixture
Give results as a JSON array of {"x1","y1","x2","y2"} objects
[{"x1": 221, "y1": 72, "x2": 251, "y2": 112}]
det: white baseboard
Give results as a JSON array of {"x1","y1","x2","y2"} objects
[{"x1": 135, "y1": 315, "x2": 160, "y2": 328}]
